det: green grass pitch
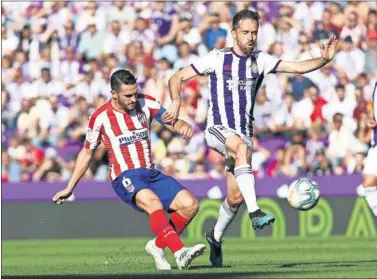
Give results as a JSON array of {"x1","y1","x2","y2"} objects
[{"x1": 3, "y1": 236, "x2": 377, "y2": 278}]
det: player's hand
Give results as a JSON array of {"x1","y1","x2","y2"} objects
[
  {"x1": 162, "y1": 100, "x2": 181, "y2": 124},
  {"x1": 179, "y1": 123, "x2": 193, "y2": 139},
  {"x1": 320, "y1": 34, "x2": 338, "y2": 62},
  {"x1": 367, "y1": 119, "x2": 377, "y2": 129},
  {"x1": 53, "y1": 188, "x2": 73, "y2": 204}
]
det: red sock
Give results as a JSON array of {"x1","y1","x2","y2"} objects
[
  {"x1": 150, "y1": 209, "x2": 184, "y2": 253},
  {"x1": 170, "y1": 212, "x2": 190, "y2": 235},
  {"x1": 155, "y1": 212, "x2": 190, "y2": 249}
]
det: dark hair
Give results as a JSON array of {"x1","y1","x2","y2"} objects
[
  {"x1": 110, "y1": 69, "x2": 137, "y2": 91},
  {"x1": 232, "y1": 9, "x2": 259, "y2": 30}
]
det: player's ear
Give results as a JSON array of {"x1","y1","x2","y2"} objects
[
  {"x1": 231, "y1": 29, "x2": 236, "y2": 40},
  {"x1": 111, "y1": 90, "x2": 118, "y2": 99}
]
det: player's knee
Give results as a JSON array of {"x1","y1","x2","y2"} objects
[
  {"x1": 228, "y1": 193, "x2": 244, "y2": 207},
  {"x1": 186, "y1": 197, "x2": 200, "y2": 216},
  {"x1": 363, "y1": 176, "x2": 377, "y2": 188},
  {"x1": 235, "y1": 142, "x2": 251, "y2": 163}
]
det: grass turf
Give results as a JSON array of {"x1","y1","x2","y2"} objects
[{"x1": 2, "y1": 236, "x2": 377, "y2": 278}]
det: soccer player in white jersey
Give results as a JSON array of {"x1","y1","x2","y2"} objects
[
  {"x1": 163, "y1": 10, "x2": 338, "y2": 267},
  {"x1": 361, "y1": 82, "x2": 377, "y2": 220},
  {"x1": 53, "y1": 70, "x2": 206, "y2": 270}
]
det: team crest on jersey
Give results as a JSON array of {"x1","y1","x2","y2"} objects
[
  {"x1": 250, "y1": 62, "x2": 259, "y2": 79},
  {"x1": 122, "y1": 177, "x2": 135, "y2": 193},
  {"x1": 137, "y1": 111, "x2": 148, "y2": 128}
]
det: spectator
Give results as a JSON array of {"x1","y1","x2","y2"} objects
[
  {"x1": 173, "y1": 42, "x2": 198, "y2": 71},
  {"x1": 32, "y1": 147, "x2": 66, "y2": 182},
  {"x1": 313, "y1": 9, "x2": 339, "y2": 42},
  {"x1": 364, "y1": 30, "x2": 377, "y2": 75},
  {"x1": 289, "y1": 73, "x2": 315, "y2": 101},
  {"x1": 59, "y1": 21, "x2": 79, "y2": 51},
  {"x1": 32, "y1": 67, "x2": 64, "y2": 98},
  {"x1": 35, "y1": 95, "x2": 70, "y2": 147},
  {"x1": 257, "y1": 8, "x2": 276, "y2": 52},
  {"x1": 102, "y1": 20, "x2": 130, "y2": 58},
  {"x1": 273, "y1": 93, "x2": 298, "y2": 137},
  {"x1": 60, "y1": 46, "x2": 81, "y2": 86},
  {"x1": 77, "y1": 18, "x2": 105, "y2": 61},
  {"x1": 201, "y1": 12, "x2": 227, "y2": 50},
  {"x1": 335, "y1": 36, "x2": 365, "y2": 81},
  {"x1": 309, "y1": 85, "x2": 328, "y2": 124},
  {"x1": 130, "y1": 17, "x2": 156, "y2": 55},
  {"x1": 340, "y1": 11, "x2": 367, "y2": 47},
  {"x1": 254, "y1": 88, "x2": 273, "y2": 139},
  {"x1": 176, "y1": 15, "x2": 202, "y2": 53},
  {"x1": 353, "y1": 87, "x2": 368, "y2": 121},
  {"x1": 308, "y1": 148, "x2": 333, "y2": 176}
]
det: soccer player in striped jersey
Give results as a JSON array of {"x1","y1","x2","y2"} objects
[
  {"x1": 361, "y1": 82, "x2": 377, "y2": 219},
  {"x1": 53, "y1": 70, "x2": 205, "y2": 270},
  {"x1": 164, "y1": 10, "x2": 338, "y2": 267}
]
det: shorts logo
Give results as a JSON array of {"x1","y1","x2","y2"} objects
[{"x1": 122, "y1": 177, "x2": 135, "y2": 193}]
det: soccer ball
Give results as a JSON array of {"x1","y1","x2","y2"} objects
[{"x1": 287, "y1": 178, "x2": 320, "y2": 211}]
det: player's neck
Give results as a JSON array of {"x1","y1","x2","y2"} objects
[{"x1": 110, "y1": 98, "x2": 128, "y2": 114}]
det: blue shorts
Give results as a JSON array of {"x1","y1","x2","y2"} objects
[{"x1": 112, "y1": 168, "x2": 185, "y2": 212}]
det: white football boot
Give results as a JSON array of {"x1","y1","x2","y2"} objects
[
  {"x1": 145, "y1": 239, "x2": 171, "y2": 270},
  {"x1": 175, "y1": 244, "x2": 206, "y2": 270}
]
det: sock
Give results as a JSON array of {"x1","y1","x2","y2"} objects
[
  {"x1": 364, "y1": 185, "x2": 377, "y2": 216},
  {"x1": 170, "y1": 212, "x2": 190, "y2": 235},
  {"x1": 155, "y1": 212, "x2": 190, "y2": 249},
  {"x1": 149, "y1": 209, "x2": 184, "y2": 253},
  {"x1": 234, "y1": 164, "x2": 259, "y2": 213},
  {"x1": 213, "y1": 199, "x2": 240, "y2": 242}
]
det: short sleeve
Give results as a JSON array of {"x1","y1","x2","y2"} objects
[
  {"x1": 190, "y1": 49, "x2": 219, "y2": 76},
  {"x1": 84, "y1": 113, "x2": 103, "y2": 150},
  {"x1": 257, "y1": 52, "x2": 282, "y2": 75}
]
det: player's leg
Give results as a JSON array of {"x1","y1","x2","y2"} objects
[
  {"x1": 112, "y1": 171, "x2": 173, "y2": 270},
  {"x1": 168, "y1": 189, "x2": 199, "y2": 235},
  {"x1": 205, "y1": 170, "x2": 243, "y2": 267},
  {"x1": 362, "y1": 147, "x2": 377, "y2": 216},
  {"x1": 148, "y1": 170, "x2": 206, "y2": 269},
  {"x1": 225, "y1": 135, "x2": 275, "y2": 229}
]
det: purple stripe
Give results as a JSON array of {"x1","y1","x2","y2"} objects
[
  {"x1": 190, "y1": 64, "x2": 204, "y2": 76},
  {"x1": 223, "y1": 53, "x2": 235, "y2": 129},
  {"x1": 238, "y1": 58, "x2": 247, "y2": 135},
  {"x1": 269, "y1": 60, "x2": 282, "y2": 74},
  {"x1": 210, "y1": 73, "x2": 221, "y2": 125}
]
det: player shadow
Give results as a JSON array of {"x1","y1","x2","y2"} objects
[
  {"x1": 2, "y1": 270, "x2": 321, "y2": 279},
  {"x1": 279, "y1": 259, "x2": 377, "y2": 268},
  {"x1": 181, "y1": 264, "x2": 233, "y2": 270}
]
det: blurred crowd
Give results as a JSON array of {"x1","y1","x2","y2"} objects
[{"x1": 1, "y1": 1, "x2": 377, "y2": 183}]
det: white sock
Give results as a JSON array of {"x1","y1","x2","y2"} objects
[
  {"x1": 213, "y1": 199, "x2": 239, "y2": 242},
  {"x1": 234, "y1": 164, "x2": 259, "y2": 213},
  {"x1": 364, "y1": 185, "x2": 377, "y2": 217}
]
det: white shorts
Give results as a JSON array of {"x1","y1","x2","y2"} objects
[
  {"x1": 205, "y1": 125, "x2": 253, "y2": 164},
  {"x1": 364, "y1": 146, "x2": 377, "y2": 176}
]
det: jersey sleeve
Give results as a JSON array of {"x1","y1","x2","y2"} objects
[
  {"x1": 190, "y1": 49, "x2": 219, "y2": 75},
  {"x1": 84, "y1": 112, "x2": 103, "y2": 150},
  {"x1": 142, "y1": 94, "x2": 166, "y2": 124},
  {"x1": 257, "y1": 52, "x2": 282, "y2": 75}
]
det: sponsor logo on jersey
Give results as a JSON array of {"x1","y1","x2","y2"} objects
[{"x1": 118, "y1": 128, "x2": 149, "y2": 145}]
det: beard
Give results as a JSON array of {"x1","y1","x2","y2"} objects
[{"x1": 239, "y1": 43, "x2": 255, "y2": 56}]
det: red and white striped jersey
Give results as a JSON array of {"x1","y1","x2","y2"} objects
[{"x1": 84, "y1": 94, "x2": 163, "y2": 181}]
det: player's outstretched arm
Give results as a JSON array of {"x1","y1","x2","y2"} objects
[
  {"x1": 165, "y1": 119, "x2": 193, "y2": 140},
  {"x1": 52, "y1": 147, "x2": 94, "y2": 204},
  {"x1": 275, "y1": 34, "x2": 338, "y2": 74},
  {"x1": 163, "y1": 66, "x2": 198, "y2": 124}
]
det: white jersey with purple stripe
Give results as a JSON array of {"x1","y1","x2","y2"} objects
[
  {"x1": 372, "y1": 81, "x2": 377, "y2": 147},
  {"x1": 191, "y1": 47, "x2": 281, "y2": 137}
]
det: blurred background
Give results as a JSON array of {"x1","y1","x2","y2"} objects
[{"x1": 1, "y1": 1, "x2": 377, "y2": 184}]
